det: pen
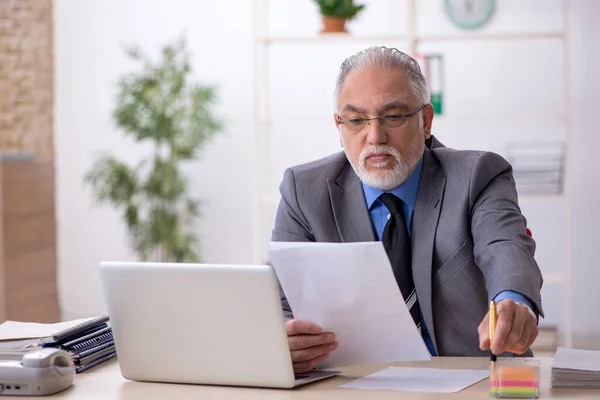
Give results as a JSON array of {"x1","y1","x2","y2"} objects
[{"x1": 489, "y1": 301, "x2": 497, "y2": 366}]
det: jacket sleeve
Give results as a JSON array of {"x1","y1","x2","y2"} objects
[
  {"x1": 270, "y1": 168, "x2": 315, "y2": 321},
  {"x1": 468, "y1": 152, "x2": 544, "y2": 318}
]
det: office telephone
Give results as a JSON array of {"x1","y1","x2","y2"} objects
[{"x1": 0, "y1": 348, "x2": 74, "y2": 396}]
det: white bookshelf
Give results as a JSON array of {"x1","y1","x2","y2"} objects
[{"x1": 252, "y1": 0, "x2": 572, "y2": 348}]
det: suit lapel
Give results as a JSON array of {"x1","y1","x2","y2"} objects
[
  {"x1": 412, "y1": 148, "x2": 446, "y2": 352},
  {"x1": 327, "y1": 162, "x2": 376, "y2": 242}
]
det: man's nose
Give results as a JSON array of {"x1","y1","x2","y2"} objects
[{"x1": 366, "y1": 119, "x2": 386, "y2": 144}]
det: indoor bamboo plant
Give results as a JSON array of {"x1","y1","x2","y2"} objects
[
  {"x1": 313, "y1": 0, "x2": 366, "y2": 33},
  {"x1": 85, "y1": 36, "x2": 223, "y2": 263}
]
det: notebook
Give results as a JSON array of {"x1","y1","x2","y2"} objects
[
  {"x1": 40, "y1": 316, "x2": 109, "y2": 347},
  {"x1": 0, "y1": 316, "x2": 106, "y2": 342}
]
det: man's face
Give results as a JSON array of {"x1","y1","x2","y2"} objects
[{"x1": 334, "y1": 67, "x2": 433, "y2": 190}]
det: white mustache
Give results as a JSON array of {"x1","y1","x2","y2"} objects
[{"x1": 360, "y1": 145, "x2": 402, "y2": 165}]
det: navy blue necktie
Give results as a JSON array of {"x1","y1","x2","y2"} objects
[{"x1": 380, "y1": 193, "x2": 421, "y2": 331}]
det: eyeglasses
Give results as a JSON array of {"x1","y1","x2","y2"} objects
[{"x1": 337, "y1": 103, "x2": 427, "y2": 134}]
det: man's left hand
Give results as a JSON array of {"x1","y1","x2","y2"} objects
[{"x1": 478, "y1": 299, "x2": 538, "y2": 355}]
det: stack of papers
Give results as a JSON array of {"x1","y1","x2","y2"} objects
[{"x1": 551, "y1": 347, "x2": 600, "y2": 388}]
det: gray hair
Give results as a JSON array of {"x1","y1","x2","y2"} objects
[{"x1": 334, "y1": 46, "x2": 430, "y2": 109}]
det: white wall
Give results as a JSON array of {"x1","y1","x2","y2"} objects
[
  {"x1": 567, "y1": 0, "x2": 600, "y2": 349},
  {"x1": 54, "y1": 0, "x2": 600, "y2": 348},
  {"x1": 54, "y1": 0, "x2": 256, "y2": 319}
]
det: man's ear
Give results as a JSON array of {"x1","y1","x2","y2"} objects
[
  {"x1": 422, "y1": 104, "x2": 434, "y2": 139},
  {"x1": 333, "y1": 113, "x2": 343, "y2": 147}
]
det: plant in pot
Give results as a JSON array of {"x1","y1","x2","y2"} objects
[
  {"x1": 313, "y1": 0, "x2": 366, "y2": 33},
  {"x1": 84, "y1": 36, "x2": 223, "y2": 263}
]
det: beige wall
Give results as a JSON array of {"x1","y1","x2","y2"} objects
[{"x1": 0, "y1": 0, "x2": 54, "y2": 159}]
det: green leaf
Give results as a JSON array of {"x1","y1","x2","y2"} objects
[
  {"x1": 143, "y1": 157, "x2": 186, "y2": 201},
  {"x1": 124, "y1": 203, "x2": 139, "y2": 230},
  {"x1": 84, "y1": 156, "x2": 139, "y2": 206},
  {"x1": 170, "y1": 232, "x2": 201, "y2": 263},
  {"x1": 186, "y1": 198, "x2": 201, "y2": 218},
  {"x1": 313, "y1": 0, "x2": 366, "y2": 19}
]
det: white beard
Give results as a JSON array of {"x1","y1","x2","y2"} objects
[{"x1": 343, "y1": 134, "x2": 424, "y2": 191}]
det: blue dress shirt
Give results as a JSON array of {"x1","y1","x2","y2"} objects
[{"x1": 361, "y1": 156, "x2": 536, "y2": 356}]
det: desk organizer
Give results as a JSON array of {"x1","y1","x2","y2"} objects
[{"x1": 490, "y1": 359, "x2": 540, "y2": 398}]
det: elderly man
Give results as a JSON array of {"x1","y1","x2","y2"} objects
[{"x1": 271, "y1": 46, "x2": 544, "y2": 374}]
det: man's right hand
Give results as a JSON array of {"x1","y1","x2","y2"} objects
[{"x1": 285, "y1": 319, "x2": 337, "y2": 373}]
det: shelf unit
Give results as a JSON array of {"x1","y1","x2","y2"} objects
[{"x1": 252, "y1": 0, "x2": 572, "y2": 348}]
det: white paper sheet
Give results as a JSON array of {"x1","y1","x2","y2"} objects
[
  {"x1": 0, "y1": 318, "x2": 95, "y2": 341},
  {"x1": 0, "y1": 338, "x2": 39, "y2": 350},
  {"x1": 340, "y1": 367, "x2": 489, "y2": 393},
  {"x1": 268, "y1": 241, "x2": 431, "y2": 368},
  {"x1": 553, "y1": 347, "x2": 600, "y2": 371}
]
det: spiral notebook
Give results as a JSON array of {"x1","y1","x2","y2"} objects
[{"x1": 40, "y1": 315, "x2": 109, "y2": 347}]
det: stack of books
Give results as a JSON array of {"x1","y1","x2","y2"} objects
[
  {"x1": 40, "y1": 315, "x2": 116, "y2": 373},
  {"x1": 551, "y1": 347, "x2": 600, "y2": 389}
]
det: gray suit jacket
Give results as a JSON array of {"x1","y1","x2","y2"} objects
[{"x1": 271, "y1": 136, "x2": 544, "y2": 357}]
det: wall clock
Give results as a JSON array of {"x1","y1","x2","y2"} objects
[{"x1": 443, "y1": 0, "x2": 496, "y2": 30}]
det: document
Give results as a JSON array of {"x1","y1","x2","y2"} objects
[
  {"x1": 340, "y1": 367, "x2": 489, "y2": 393},
  {"x1": 268, "y1": 241, "x2": 431, "y2": 368},
  {"x1": 0, "y1": 338, "x2": 39, "y2": 350},
  {"x1": 0, "y1": 318, "x2": 96, "y2": 341}
]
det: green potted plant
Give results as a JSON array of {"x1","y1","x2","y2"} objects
[
  {"x1": 84, "y1": 36, "x2": 223, "y2": 263},
  {"x1": 312, "y1": 0, "x2": 366, "y2": 33}
]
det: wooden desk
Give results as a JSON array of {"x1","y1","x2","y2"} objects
[{"x1": 7, "y1": 357, "x2": 599, "y2": 399}]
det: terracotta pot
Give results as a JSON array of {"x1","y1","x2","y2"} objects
[{"x1": 320, "y1": 16, "x2": 348, "y2": 33}]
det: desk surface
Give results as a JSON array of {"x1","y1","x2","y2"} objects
[{"x1": 8, "y1": 357, "x2": 599, "y2": 399}]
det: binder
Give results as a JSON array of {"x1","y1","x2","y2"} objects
[
  {"x1": 75, "y1": 351, "x2": 116, "y2": 373},
  {"x1": 40, "y1": 316, "x2": 109, "y2": 347},
  {"x1": 68, "y1": 332, "x2": 113, "y2": 354},
  {"x1": 76, "y1": 343, "x2": 115, "y2": 365},
  {"x1": 61, "y1": 326, "x2": 112, "y2": 349},
  {"x1": 72, "y1": 339, "x2": 114, "y2": 359}
]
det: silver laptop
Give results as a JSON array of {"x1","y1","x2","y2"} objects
[{"x1": 98, "y1": 261, "x2": 340, "y2": 388}]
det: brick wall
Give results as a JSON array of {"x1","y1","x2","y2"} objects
[
  {"x1": 0, "y1": 0, "x2": 58, "y2": 322},
  {"x1": 0, "y1": 0, "x2": 54, "y2": 159}
]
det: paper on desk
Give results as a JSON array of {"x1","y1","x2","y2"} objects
[
  {"x1": 0, "y1": 318, "x2": 95, "y2": 341},
  {"x1": 0, "y1": 338, "x2": 39, "y2": 350},
  {"x1": 340, "y1": 367, "x2": 489, "y2": 393},
  {"x1": 553, "y1": 347, "x2": 600, "y2": 371},
  {"x1": 268, "y1": 241, "x2": 431, "y2": 368}
]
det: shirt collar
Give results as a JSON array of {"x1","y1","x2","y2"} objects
[{"x1": 362, "y1": 156, "x2": 423, "y2": 209}]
